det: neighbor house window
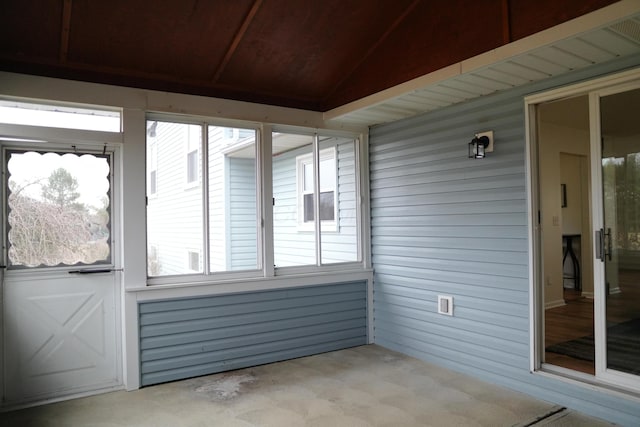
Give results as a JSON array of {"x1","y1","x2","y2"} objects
[
  {"x1": 146, "y1": 119, "x2": 259, "y2": 278},
  {"x1": 186, "y1": 127, "x2": 200, "y2": 185},
  {"x1": 148, "y1": 141, "x2": 157, "y2": 195},
  {"x1": 187, "y1": 250, "x2": 201, "y2": 272},
  {"x1": 297, "y1": 148, "x2": 336, "y2": 229}
]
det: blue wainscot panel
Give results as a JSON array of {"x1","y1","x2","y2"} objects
[{"x1": 139, "y1": 281, "x2": 367, "y2": 386}]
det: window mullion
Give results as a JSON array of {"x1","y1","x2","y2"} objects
[
  {"x1": 313, "y1": 133, "x2": 321, "y2": 266},
  {"x1": 201, "y1": 124, "x2": 210, "y2": 275},
  {"x1": 260, "y1": 126, "x2": 273, "y2": 277}
]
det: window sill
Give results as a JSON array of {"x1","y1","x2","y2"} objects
[{"x1": 131, "y1": 267, "x2": 373, "y2": 301}]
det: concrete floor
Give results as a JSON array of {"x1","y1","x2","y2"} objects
[{"x1": 0, "y1": 345, "x2": 613, "y2": 427}]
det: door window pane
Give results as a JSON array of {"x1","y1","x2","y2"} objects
[{"x1": 7, "y1": 151, "x2": 111, "y2": 267}]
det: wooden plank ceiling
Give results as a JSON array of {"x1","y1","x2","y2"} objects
[{"x1": 0, "y1": 0, "x2": 621, "y2": 112}]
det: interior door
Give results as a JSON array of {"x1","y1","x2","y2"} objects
[
  {"x1": 594, "y1": 86, "x2": 640, "y2": 382},
  {"x1": 2, "y1": 148, "x2": 121, "y2": 404}
]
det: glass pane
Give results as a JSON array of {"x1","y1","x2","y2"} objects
[
  {"x1": 146, "y1": 121, "x2": 203, "y2": 276},
  {"x1": 208, "y1": 126, "x2": 259, "y2": 272},
  {"x1": 273, "y1": 132, "x2": 315, "y2": 267},
  {"x1": 304, "y1": 192, "x2": 334, "y2": 221},
  {"x1": 319, "y1": 157, "x2": 335, "y2": 190},
  {"x1": 319, "y1": 191, "x2": 335, "y2": 221},
  {"x1": 303, "y1": 163, "x2": 314, "y2": 192},
  {"x1": 7, "y1": 151, "x2": 111, "y2": 267},
  {"x1": 187, "y1": 150, "x2": 198, "y2": 183},
  {"x1": 304, "y1": 193, "x2": 314, "y2": 222},
  {"x1": 320, "y1": 137, "x2": 359, "y2": 264},
  {"x1": 600, "y1": 88, "x2": 640, "y2": 375},
  {"x1": 0, "y1": 99, "x2": 120, "y2": 132}
]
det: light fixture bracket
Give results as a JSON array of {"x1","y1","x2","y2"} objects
[
  {"x1": 476, "y1": 131, "x2": 494, "y2": 153},
  {"x1": 468, "y1": 131, "x2": 494, "y2": 159}
]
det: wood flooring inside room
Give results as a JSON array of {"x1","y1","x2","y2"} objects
[{"x1": 544, "y1": 270, "x2": 640, "y2": 375}]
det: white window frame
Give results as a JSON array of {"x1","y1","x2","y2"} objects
[
  {"x1": 296, "y1": 147, "x2": 337, "y2": 232},
  {"x1": 146, "y1": 116, "x2": 263, "y2": 283}
]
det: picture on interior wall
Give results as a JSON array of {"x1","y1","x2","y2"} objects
[{"x1": 561, "y1": 183, "x2": 567, "y2": 208}]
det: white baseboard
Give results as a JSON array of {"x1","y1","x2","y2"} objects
[
  {"x1": 545, "y1": 299, "x2": 566, "y2": 309},
  {"x1": 581, "y1": 291, "x2": 594, "y2": 299}
]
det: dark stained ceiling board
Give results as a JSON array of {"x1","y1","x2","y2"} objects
[{"x1": 0, "y1": 0, "x2": 620, "y2": 111}]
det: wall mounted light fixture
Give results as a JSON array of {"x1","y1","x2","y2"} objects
[{"x1": 468, "y1": 131, "x2": 494, "y2": 159}]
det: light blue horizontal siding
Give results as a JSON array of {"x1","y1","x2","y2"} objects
[
  {"x1": 139, "y1": 281, "x2": 367, "y2": 386},
  {"x1": 370, "y1": 54, "x2": 640, "y2": 426},
  {"x1": 228, "y1": 157, "x2": 258, "y2": 270}
]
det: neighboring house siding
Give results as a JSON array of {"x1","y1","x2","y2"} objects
[
  {"x1": 139, "y1": 281, "x2": 368, "y2": 386},
  {"x1": 208, "y1": 127, "x2": 227, "y2": 272},
  {"x1": 147, "y1": 122, "x2": 202, "y2": 275},
  {"x1": 273, "y1": 147, "x2": 315, "y2": 266},
  {"x1": 370, "y1": 55, "x2": 640, "y2": 426},
  {"x1": 273, "y1": 140, "x2": 358, "y2": 267},
  {"x1": 322, "y1": 141, "x2": 359, "y2": 264},
  {"x1": 228, "y1": 156, "x2": 258, "y2": 270}
]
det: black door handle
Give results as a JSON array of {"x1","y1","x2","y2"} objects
[{"x1": 68, "y1": 269, "x2": 115, "y2": 274}]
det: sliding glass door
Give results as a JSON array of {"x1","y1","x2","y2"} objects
[
  {"x1": 595, "y1": 87, "x2": 640, "y2": 380},
  {"x1": 534, "y1": 72, "x2": 640, "y2": 390}
]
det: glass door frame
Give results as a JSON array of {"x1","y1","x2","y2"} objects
[
  {"x1": 526, "y1": 66, "x2": 640, "y2": 393},
  {"x1": 589, "y1": 81, "x2": 640, "y2": 390}
]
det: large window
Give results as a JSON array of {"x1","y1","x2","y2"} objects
[
  {"x1": 146, "y1": 119, "x2": 362, "y2": 279},
  {"x1": 146, "y1": 119, "x2": 259, "y2": 277},
  {"x1": 273, "y1": 132, "x2": 359, "y2": 267}
]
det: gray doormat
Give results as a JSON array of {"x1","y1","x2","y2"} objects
[{"x1": 545, "y1": 318, "x2": 640, "y2": 375}]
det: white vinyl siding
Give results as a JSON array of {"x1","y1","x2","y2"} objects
[
  {"x1": 208, "y1": 126, "x2": 259, "y2": 272},
  {"x1": 208, "y1": 126, "x2": 227, "y2": 272},
  {"x1": 228, "y1": 156, "x2": 258, "y2": 270},
  {"x1": 322, "y1": 141, "x2": 358, "y2": 264}
]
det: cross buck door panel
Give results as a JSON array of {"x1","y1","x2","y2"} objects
[{"x1": 2, "y1": 148, "x2": 120, "y2": 404}]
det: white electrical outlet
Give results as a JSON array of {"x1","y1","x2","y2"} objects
[{"x1": 437, "y1": 295, "x2": 453, "y2": 316}]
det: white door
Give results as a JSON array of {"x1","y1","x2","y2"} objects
[{"x1": 2, "y1": 148, "x2": 121, "y2": 404}]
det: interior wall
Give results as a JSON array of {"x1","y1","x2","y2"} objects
[{"x1": 538, "y1": 109, "x2": 594, "y2": 305}]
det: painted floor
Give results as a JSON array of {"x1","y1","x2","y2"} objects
[{"x1": 0, "y1": 345, "x2": 614, "y2": 427}]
